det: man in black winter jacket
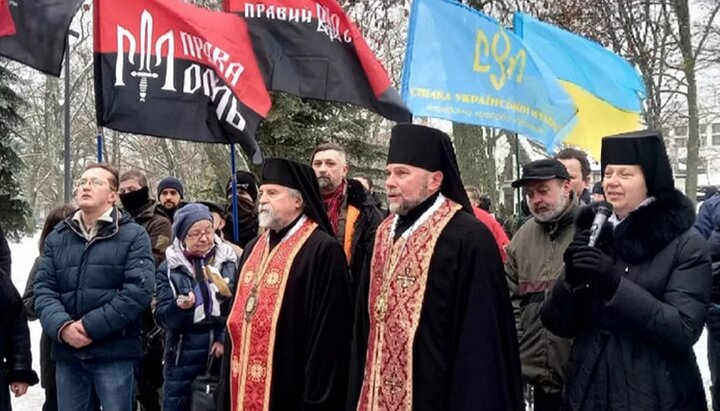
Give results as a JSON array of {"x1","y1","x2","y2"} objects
[
  {"x1": 311, "y1": 143, "x2": 384, "y2": 295},
  {"x1": 119, "y1": 170, "x2": 172, "y2": 411}
]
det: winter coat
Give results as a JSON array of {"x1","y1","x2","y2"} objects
[
  {"x1": 541, "y1": 190, "x2": 711, "y2": 411},
  {"x1": 34, "y1": 208, "x2": 155, "y2": 363},
  {"x1": 0, "y1": 268, "x2": 39, "y2": 411},
  {"x1": 695, "y1": 194, "x2": 720, "y2": 292},
  {"x1": 21, "y1": 258, "x2": 55, "y2": 390},
  {"x1": 505, "y1": 200, "x2": 578, "y2": 394},
  {"x1": 155, "y1": 237, "x2": 237, "y2": 411},
  {"x1": 345, "y1": 178, "x2": 384, "y2": 294},
  {"x1": 0, "y1": 225, "x2": 10, "y2": 277},
  {"x1": 128, "y1": 200, "x2": 172, "y2": 266}
]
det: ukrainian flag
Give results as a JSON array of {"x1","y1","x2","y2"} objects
[{"x1": 514, "y1": 13, "x2": 646, "y2": 158}]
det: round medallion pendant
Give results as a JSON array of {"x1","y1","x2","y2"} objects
[{"x1": 245, "y1": 292, "x2": 258, "y2": 318}]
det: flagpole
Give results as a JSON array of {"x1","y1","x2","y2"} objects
[
  {"x1": 230, "y1": 144, "x2": 240, "y2": 243},
  {"x1": 97, "y1": 131, "x2": 103, "y2": 162},
  {"x1": 515, "y1": 133, "x2": 521, "y2": 214},
  {"x1": 63, "y1": 29, "x2": 79, "y2": 203}
]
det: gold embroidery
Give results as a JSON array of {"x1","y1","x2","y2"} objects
[
  {"x1": 228, "y1": 219, "x2": 318, "y2": 411},
  {"x1": 358, "y1": 199, "x2": 461, "y2": 411},
  {"x1": 249, "y1": 362, "x2": 266, "y2": 382},
  {"x1": 265, "y1": 271, "x2": 280, "y2": 286}
]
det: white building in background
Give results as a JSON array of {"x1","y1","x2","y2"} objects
[{"x1": 665, "y1": 121, "x2": 720, "y2": 192}]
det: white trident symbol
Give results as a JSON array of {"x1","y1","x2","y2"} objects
[{"x1": 115, "y1": 10, "x2": 177, "y2": 101}]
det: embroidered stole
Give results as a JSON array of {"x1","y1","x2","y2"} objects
[
  {"x1": 357, "y1": 199, "x2": 460, "y2": 411},
  {"x1": 227, "y1": 218, "x2": 317, "y2": 411}
]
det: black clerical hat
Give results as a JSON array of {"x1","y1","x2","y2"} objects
[
  {"x1": 387, "y1": 124, "x2": 472, "y2": 213},
  {"x1": 601, "y1": 130, "x2": 674, "y2": 196},
  {"x1": 260, "y1": 158, "x2": 333, "y2": 235}
]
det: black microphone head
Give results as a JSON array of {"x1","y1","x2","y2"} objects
[{"x1": 596, "y1": 201, "x2": 613, "y2": 217}]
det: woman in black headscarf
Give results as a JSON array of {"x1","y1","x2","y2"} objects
[{"x1": 541, "y1": 130, "x2": 711, "y2": 410}]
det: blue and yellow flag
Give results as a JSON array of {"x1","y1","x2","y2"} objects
[
  {"x1": 514, "y1": 13, "x2": 646, "y2": 158},
  {"x1": 401, "y1": 0, "x2": 577, "y2": 149}
]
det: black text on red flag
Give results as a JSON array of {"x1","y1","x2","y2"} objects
[{"x1": 224, "y1": 0, "x2": 412, "y2": 123}]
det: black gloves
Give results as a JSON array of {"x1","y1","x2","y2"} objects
[
  {"x1": 708, "y1": 305, "x2": 720, "y2": 341},
  {"x1": 563, "y1": 230, "x2": 591, "y2": 287},
  {"x1": 564, "y1": 227, "x2": 619, "y2": 297},
  {"x1": 572, "y1": 246, "x2": 619, "y2": 298}
]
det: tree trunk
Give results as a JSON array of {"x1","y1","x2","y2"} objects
[
  {"x1": 452, "y1": 123, "x2": 499, "y2": 208},
  {"x1": 673, "y1": 0, "x2": 698, "y2": 200}
]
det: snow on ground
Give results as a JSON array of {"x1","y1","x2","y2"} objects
[
  {"x1": 5, "y1": 233, "x2": 716, "y2": 409},
  {"x1": 9, "y1": 233, "x2": 44, "y2": 411}
]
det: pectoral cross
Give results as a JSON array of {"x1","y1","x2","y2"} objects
[{"x1": 396, "y1": 267, "x2": 417, "y2": 290}]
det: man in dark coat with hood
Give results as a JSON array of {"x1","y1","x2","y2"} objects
[
  {"x1": 542, "y1": 130, "x2": 711, "y2": 410},
  {"x1": 221, "y1": 158, "x2": 353, "y2": 411},
  {"x1": 347, "y1": 124, "x2": 523, "y2": 411}
]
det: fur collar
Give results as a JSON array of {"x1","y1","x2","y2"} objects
[{"x1": 576, "y1": 189, "x2": 695, "y2": 264}]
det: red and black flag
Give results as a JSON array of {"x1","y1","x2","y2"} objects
[
  {"x1": 94, "y1": 0, "x2": 272, "y2": 162},
  {"x1": 0, "y1": 0, "x2": 15, "y2": 37},
  {"x1": 0, "y1": 0, "x2": 82, "y2": 75},
  {"x1": 223, "y1": 0, "x2": 412, "y2": 122}
]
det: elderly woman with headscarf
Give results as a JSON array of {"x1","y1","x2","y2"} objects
[
  {"x1": 155, "y1": 203, "x2": 237, "y2": 411},
  {"x1": 541, "y1": 130, "x2": 711, "y2": 410}
]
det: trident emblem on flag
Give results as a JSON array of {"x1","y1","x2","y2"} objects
[
  {"x1": 115, "y1": 10, "x2": 177, "y2": 101},
  {"x1": 130, "y1": 10, "x2": 160, "y2": 102}
]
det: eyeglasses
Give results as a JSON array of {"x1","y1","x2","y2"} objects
[
  {"x1": 74, "y1": 177, "x2": 109, "y2": 190},
  {"x1": 186, "y1": 227, "x2": 214, "y2": 240}
]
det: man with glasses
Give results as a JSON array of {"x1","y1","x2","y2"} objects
[{"x1": 34, "y1": 163, "x2": 155, "y2": 411}]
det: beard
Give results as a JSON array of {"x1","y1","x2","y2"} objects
[
  {"x1": 531, "y1": 192, "x2": 569, "y2": 222},
  {"x1": 387, "y1": 181, "x2": 429, "y2": 216},
  {"x1": 258, "y1": 206, "x2": 283, "y2": 232}
]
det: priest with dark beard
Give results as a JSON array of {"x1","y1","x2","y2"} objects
[
  {"x1": 220, "y1": 158, "x2": 353, "y2": 411},
  {"x1": 346, "y1": 124, "x2": 523, "y2": 411}
]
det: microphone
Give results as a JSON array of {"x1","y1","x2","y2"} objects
[{"x1": 588, "y1": 201, "x2": 613, "y2": 247}]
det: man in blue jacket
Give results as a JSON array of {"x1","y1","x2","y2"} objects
[
  {"x1": 698, "y1": 186, "x2": 720, "y2": 411},
  {"x1": 34, "y1": 163, "x2": 155, "y2": 411}
]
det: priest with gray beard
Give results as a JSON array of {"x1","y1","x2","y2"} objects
[{"x1": 220, "y1": 158, "x2": 352, "y2": 411}]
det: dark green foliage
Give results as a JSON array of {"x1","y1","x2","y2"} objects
[
  {"x1": 251, "y1": 93, "x2": 387, "y2": 176},
  {"x1": 0, "y1": 64, "x2": 32, "y2": 239}
]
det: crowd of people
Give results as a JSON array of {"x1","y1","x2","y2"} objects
[{"x1": 0, "y1": 124, "x2": 718, "y2": 411}]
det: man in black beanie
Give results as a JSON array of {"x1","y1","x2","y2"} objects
[
  {"x1": 156, "y1": 176, "x2": 187, "y2": 222},
  {"x1": 347, "y1": 124, "x2": 523, "y2": 411},
  {"x1": 223, "y1": 170, "x2": 259, "y2": 248}
]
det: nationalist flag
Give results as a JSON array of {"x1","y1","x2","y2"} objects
[
  {"x1": 223, "y1": 0, "x2": 412, "y2": 123},
  {"x1": 0, "y1": 0, "x2": 15, "y2": 37},
  {"x1": 514, "y1": 13, "x2": 646, "y2": 158},
  {"x1": 93, "y1": 0, "x2": 272, "y2": 163},
  {"x1": 402, "y1": 0, "x2": 577, "y2": 149},
  {"x1": 0, "y1": 0, "x2": 83, "y2": 76}
]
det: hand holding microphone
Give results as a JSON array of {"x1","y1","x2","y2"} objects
[
  {"x1": 588, "y1": 202, "x2": 613, "y2": 247},
  {"x1": 574, "y1": 202, "x2": 618, "y2": 297}
]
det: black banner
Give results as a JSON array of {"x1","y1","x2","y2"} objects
[{"x1": 0, "y1": 0, "x2": 83, "y2": 76}]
